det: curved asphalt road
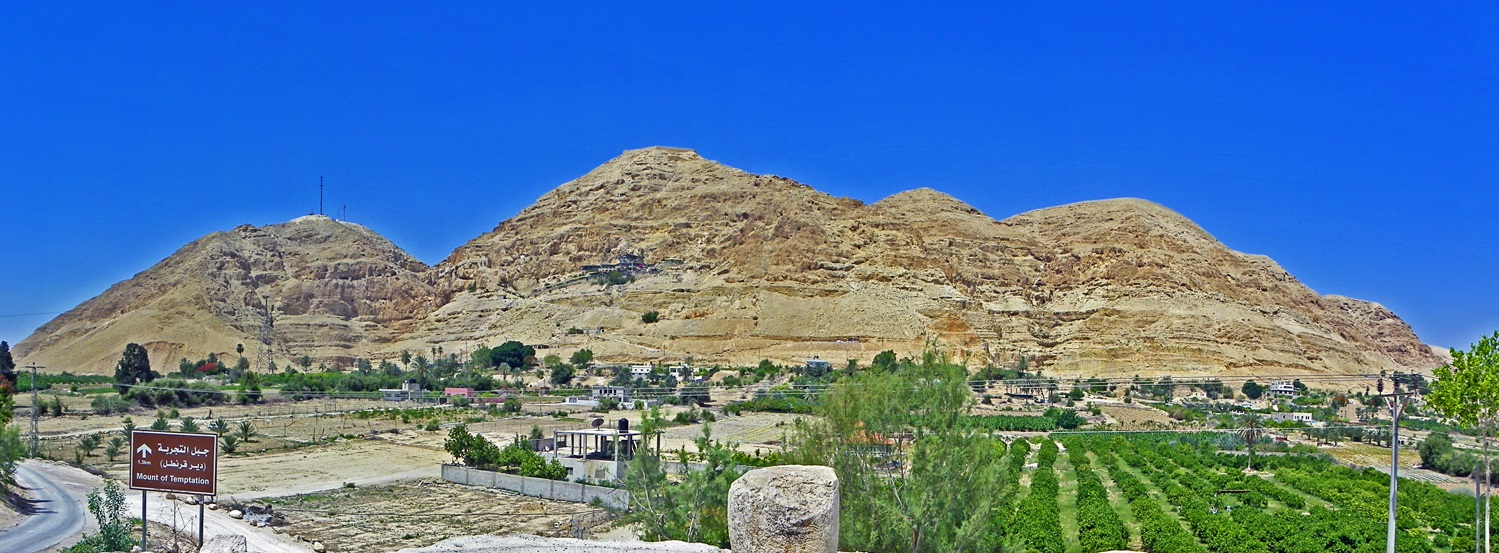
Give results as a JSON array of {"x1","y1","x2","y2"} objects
[{"x1": 0, "y1": 462, "x2": 90, "y2": 553}]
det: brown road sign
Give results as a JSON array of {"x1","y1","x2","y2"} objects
[{"x1": 130, "y1": 430, "x2": 218, "y2": 496}]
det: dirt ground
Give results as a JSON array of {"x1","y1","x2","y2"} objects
[
  {"x1": 1097, "y1": 402, "x2": 1180, "y2": 428},
  {"x1": 12, "y1": 395, "x2": 815, "y2": 549},
  {"x1": 261, "y1": 479, "x2": 606, "y2": 552}
]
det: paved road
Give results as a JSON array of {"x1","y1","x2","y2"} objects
[{"x1": 0, "y1": 462, "x2": 91, "y2": 553}]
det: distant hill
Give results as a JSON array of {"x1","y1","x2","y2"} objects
[{"x1": 15, "y1": 147, "x2": 1445, "y2": 380}]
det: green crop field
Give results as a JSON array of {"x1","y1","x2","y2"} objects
[{"x1": 990, "y1": 433, "x2": 1484, "y2": 553}]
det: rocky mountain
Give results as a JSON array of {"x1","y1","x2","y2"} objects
[
  {"x1": 16, "y1": 147, "x2": 1446, "y2": 379},
  {"x1": 14, "y1": 215, "x2": 437, "y2": 372}
]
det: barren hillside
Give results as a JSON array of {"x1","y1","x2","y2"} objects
[
  {"x1": 15, "y1": 215, "x2": 436, "y2": 371},
  {"x1": 16, "y1": 147, "x2": 1444, "y2": 378}
]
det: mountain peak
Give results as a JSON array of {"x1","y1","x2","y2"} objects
[
  {"x1": 18, "y1": 148, "x2": 1444, "y2": 378},
  {"x1": 875, "y1": 187, "x2": 984, "y2": 215}
]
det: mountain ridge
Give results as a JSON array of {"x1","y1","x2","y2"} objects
[{"x1": 15, "y1": 147, "x2": 1445, "y2": 380}]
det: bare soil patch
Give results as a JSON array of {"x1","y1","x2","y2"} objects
[
  {"x1": 1097, "y1": 403, "x2": 1178, "y2": 429},
  {"x1": 263, "y1": 479, "x2": 605, "y2": 552}
]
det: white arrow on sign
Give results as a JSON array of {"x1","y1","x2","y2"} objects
[{"x1": 136, "y1": 444, "x2": 153, "y2": 457}]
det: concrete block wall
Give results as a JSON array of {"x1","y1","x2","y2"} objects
[{"x1": 441, "y1": 464, "x2": 632, "y2": 510}]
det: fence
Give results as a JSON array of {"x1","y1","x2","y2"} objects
[{"x1": 441, "y1": 464, "x2": 632, "y2": 510}]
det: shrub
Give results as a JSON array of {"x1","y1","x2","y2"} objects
[{"x1": 90, "y1": 395, "x2": 132, "y2": 415}]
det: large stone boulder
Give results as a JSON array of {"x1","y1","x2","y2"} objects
[
  {"x1": 200, "y1": 535, "x2": 248, "y2": 553},
  {"x1": 728, "y1": 465, "x2": 839, "y2": 553}
]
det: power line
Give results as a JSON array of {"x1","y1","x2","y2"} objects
[{"x1": 0, "y1": 311, "x2": 65, "y2": 318}]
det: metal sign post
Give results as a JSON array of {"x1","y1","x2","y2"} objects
[{"x1": 129, "y1": 430, "x2": 218, "y2": 548}]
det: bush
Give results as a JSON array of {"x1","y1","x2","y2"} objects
[
  {"x1": 71, "y1": 480, "x2": 134, "y2": 552},
  {"x1": 724, "y1": 394, "x2": 814, "y2": 415},
  {"x1": 127, "y1": 379, "x2": 227, "y2": 408},
  {"x1": 89, "y1": 395, "x2": 132, "y2": 415},
  {"x1": 641, "y1": 311, "x2": 660, "y2": 324},
  {"x1": 444, "y1": 425, "x2": 566, "y2": 479}
]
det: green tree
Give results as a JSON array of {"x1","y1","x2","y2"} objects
[
  {"x1": 237, "y1": 371, "x2": 263, "y2": 404},
  {"x1": 1239, "y1": 416, "x2": 1265, "y2": 470},
  {"x1": 0, "y1": 427, "x2": 21, "y2": 491},
  {"x1": 623, "y1": 414, "x2": 744, "y2": 548},
  {"x1": 1241, "y1": 380, "x2": 1264, "y2": 400},
  {"x1": 220, "y1": 433, "x2": 240, "y2": 453},
  {"x1": 178, "y1": 417, "x2": 201, "y2": 433},
  {"x1": 1427, "y1": 331, "x2": 1499, "y2": 536},
  {"x1": 542, "y1": 354, "x2": 565, "y2": 374},
  {"x1": 104, "y1": 435, "x2": 125, "y2": 462},
  {"x1": 871, "y1": 350, "x2": 898, "y2": 372},
  {"x1": 787, "y1": 359, "x2": 1005, "y2": 552},
  {"x1": 642, "y1": 311, "x2": 660, "y2": 324},
  {"x1": 0, "y1": 340, "x2": 15, "y2": 385},
  {"x1": 209, "y1": 418, "x2": 231, "y2": 436},
  {"x1": 1418, "y1": 432, "x2": 1455, "y2": 468},
  {"x1": 80, "y1": 480, "x2": 135, "y2": 552},
  {"x1": 490, "y1": 341, "x2": 535, "y2": 369},
  {"x1": 236, "y1": 420, "x2": 257, "y2": 442},
  {"x1": 0, "y1": 341, "x2": 15, "y2": 425},
  {"x1": 569, "y1": 349, "x2": 594, "y2": 367},
  {"x1": 77, "y1": 434, "x2": 102, "y2": 461},
  {"x1": 150, "y1": 413, "x2": 170, "y2": 431},
  {"x1": 549, "y1": 364, "x2": 575, "y2": 386},
  {"x1": 112, "y1": 343, "x2": 156, "y2": 394}
]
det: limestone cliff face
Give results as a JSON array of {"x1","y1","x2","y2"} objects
[
  {"x1": 17, "y1": 147, "x2": 1444, "y2": 378},
  {"x1": 14, "y1": 215, "x2": 436, "y2": 371}
]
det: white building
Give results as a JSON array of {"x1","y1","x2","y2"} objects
[
  {"x1": 1268, "y1": 381, "x2": 1297, "y2": 398},
  {"x1": 1268, "y1": 412, "x2": 1314, "y2": 424},
  {"x1": 630, "y1": 364, "x2": 653, "y2": 376},
  {"x1": 379, "y1": 380, "x2": 423, "y2": 402},
  {"x1": 592, "y1": 386, "x2": 631, "y2": 402}
]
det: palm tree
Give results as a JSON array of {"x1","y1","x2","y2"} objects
[
  {"x1": 1239, "y1": 416, "x2": 1264, "y2": 471},
  {"x1": 77, "y1": 434, "x2": 101, "y2": 462},
  {"x1": 236, "y1": 420, "x2": 257, "y2": 443},
  {"x1": 104, "y1": 436, "x2": 125, "y2": 462}
]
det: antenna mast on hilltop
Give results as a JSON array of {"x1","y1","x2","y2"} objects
[
  {"x1": 257, "y1": 295, "x2": 275, "y2": 373},
  {"x1": 319, "y1": 176, "x2": 325, "y2": 216}
]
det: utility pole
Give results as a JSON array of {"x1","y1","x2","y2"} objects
[
  {"x1": 1377, "y1": 372, "x2": 1427, "y2": 553},
  {"x1": 26, "y1": 363, "x2": 41, "y2": 457},
  {"x1": 1385, "y1": 392, "x2": 1408, "y2": 553}
]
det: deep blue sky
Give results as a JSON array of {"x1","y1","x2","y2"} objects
[{"x1": 2, "y1": 3, "x2": 1495, "y2": 352}]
